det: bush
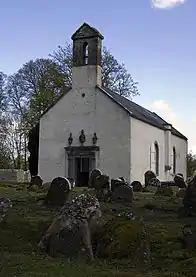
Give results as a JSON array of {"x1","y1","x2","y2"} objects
[{"x1": 96, "y1": 217, "x2": 150, "y2": 266}]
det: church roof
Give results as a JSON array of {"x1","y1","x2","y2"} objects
[
  {"x1": 71, "y1": 22, "x2": 104, "y2": 40},
  {"x1": 98, "y1": 86, "x2": 187, "y2": 140}
]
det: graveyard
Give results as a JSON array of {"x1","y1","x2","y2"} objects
[{"x1": 1, "y1": 174, "x2": 196, "y2": 277}]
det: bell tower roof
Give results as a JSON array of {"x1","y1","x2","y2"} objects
[{"x1": 71, "y1": 22, "x2": 104, "y2": 40}]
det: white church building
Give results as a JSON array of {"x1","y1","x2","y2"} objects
[{"x1": 38, "y1": 22, "x2": 187, "y2": 186}]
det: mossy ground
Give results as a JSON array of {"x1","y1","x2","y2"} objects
[{"x1": 0, "y1": 183, "x2": 195, "y2": 277}]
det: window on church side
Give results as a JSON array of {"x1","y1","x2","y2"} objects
[
  {"x1": 154, "y1": 142, "x2": 159, "y2": 175},
  {"x1": 83, "y1": 42, "x2": 89, "y2": 65},
  {"x1": 173, "y1": 147, "x2": 176, "y2": 175}
]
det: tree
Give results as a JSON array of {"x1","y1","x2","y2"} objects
[
  {"x1": 6, "y1": 59, "x2": 66, "y2": 128},
  {"x1": 50, "y1": 43, "x2": 139, "y2": 98},
  {"x1": 187, "y1": 152, "x2": 196, "y2": 177},
  {"x1": 0, "y1": 71, "x2": 8, "y2": 113}
]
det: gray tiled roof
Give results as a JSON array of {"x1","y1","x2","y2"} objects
[{"x1": 100, "y1": 87, "x2": 187, "y2": 140}]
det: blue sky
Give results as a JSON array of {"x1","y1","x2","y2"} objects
[{"x1": 0, "y1": 0, "x2": 195, "y2": 152}]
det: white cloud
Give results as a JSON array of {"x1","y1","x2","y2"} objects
[
  {"x1": 151, "y1": 0, "x2": 186, "y2": 9},
  {"x1": 150, "y1": 100, "x2": 196, "y2": 154}
]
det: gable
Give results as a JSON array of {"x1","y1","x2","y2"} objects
[{"x1": 39, "y1": 85, "x2": 187, "y2": 141}]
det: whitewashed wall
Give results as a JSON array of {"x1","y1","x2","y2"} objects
[
  {"x1": 130, "y1": 117, "x2": 165, "y2": 184},
  {"x1": 130, "y1": 117, "x2": 187, "y2": 184},
  {"x1": 38, "y1": 84, "x2": 131, "y2": 183},
  {"x1": 171, "y1": 134, "x2": 188, "y2": 180}
]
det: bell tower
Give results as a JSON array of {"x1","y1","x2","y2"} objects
[{"x1": 71, "y1": 23, "x2": 104, "y2": 88}]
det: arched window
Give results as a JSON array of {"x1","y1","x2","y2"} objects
[
  {"x1": 173, "y1": 147, "x2": 176, "y2": 175},
  {"x1": 154, "y1": 142, "x2": 159, "y2": 175},
  {"x1": 83, "y1": 42, "x2": 89, "y2": 65}
]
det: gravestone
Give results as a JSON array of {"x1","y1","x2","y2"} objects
[
  {"x1": 44, "y1": 177, "x2": 71, "y2": 206},
  {"x1": 88, "y1": 169, "x2": 102, "y2": 188},
  {"x1": 183, "y1": 175, "x2": 196, "y2": 215},
  {"x1": 174, "y1": 174, "x2": 187, "y2": 189},
  {"x1": 111, "y1": 178, "x2": 125, "y2": 191},
  {"x1": 28, "y1": 175, "x2": 43, "y2": 189},
  {"x1": 149, "y1": 177, "x2": 161, "y2": 187},
  {"x1": 131, "y1": 181, "x2": 143, "y2": 192},
  {"x1": 67, "y1": 177, "x2": 75, "y2": 189},
  {"x1": 112, "y1": 184, "x2": 133, "y2": 202},
  {"x1": 94, "y1": 174, "x2": 111, "y2": 201},
  {"x1": 144, "y1": 171, "x2": 156, "y2": 187},
  {"x1": 39, "y1": 194, "x2": 102, "y2": 261}
]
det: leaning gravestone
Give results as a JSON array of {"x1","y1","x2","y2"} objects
[
  {"x1": 174, "y1": 174, "x2": 187, "y2": 189},
  {"x1": 0, "y1": 197, "x2": 12, "y2": 223},
  {"x1": 111, "y1": 178, "x2": 125, "y2": 191},
  {"x1": 44, "y1": 177, "x2": 71, "y2": 206},
  {"x1": 39, "y1": 193, "x2": 102, "y2": 261},
  {"x1": 144, "y1": 171, "x2": 156, "y2": 187},
  {"x1": 131, "y1": 181, "x2": 143, "y2": 192},
  {"x1": 28, "y1": 175, "x2": 43, "y2": 189}
]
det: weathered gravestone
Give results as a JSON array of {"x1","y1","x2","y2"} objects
[
  {"x1": 93, "y1": 174, "x2": 111, "y2": 201},
  {"x1": 183, "y1": 175, "x2": 196, "y2": 215},
  {"x1": 131, "y1": 181, "x2": 143, "y2": 192},
  {"x1": 28, "y1": 175, "x2": 43, "y2": 189},
  {"x1": 39, "y1": 193, "x2": 102, "y2": 261},
  {"x1": 111, "y1": 178, "x2": 127, "y2": 191},
  {"x1": 174, "y1": 173, "x2": 187, "y2": 189},
  {"x1": 0, "y1": 197, "x2": 12, "y2": 223},
  {"x1": 67, "y1": 177, "x2": 75, "y2": 189},
  {"x1": 111, "y1": 178, "x2": 133, "y2": 202},
  {"x1": 149, "y1": 177, "x2": 161, "y2": 187},
  {"x1": 112, "y1": 184, "x2": 133, "y2": 202},
  {"x1": 88, "y1": 169, "x2": 102, "y2": 188},
  {"x1": 144, "y1": 171, "x2": 156, "y2": 187},
  {"x1": 44, "y1": 177, "x2": 71, "y2": 206}
]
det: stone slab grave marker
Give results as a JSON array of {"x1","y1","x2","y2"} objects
[
  {"x1": 44, "y1": 177, "x2": 71, "y2": 206},
  {"x1": 144, "y1": 171, "x2": 156, "y2": 187},
  {"x1": 28, "y1": 175, "x2": 43, "y2": 189},
  {"x1": 88, "y1": 169, "x2": 102, "y2": 188},
  {"x1": 183, "y1": 175, "x2": 196, "y2": 215},
  {"x1": 131, "y1": 181, "x2": 143, "y2": 192},
  {"x1": 111, "y1": 178, "x2": 133, "y2": 202},
  {"x1": 39, "y1": 193, "x2": 102, "y2": 261},
  {"x1": 174, "y1": 173, "x2": 187, "y2": 189}
]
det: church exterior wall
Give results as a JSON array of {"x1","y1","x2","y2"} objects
[
  {"x1": 38, "y1": 86, "x2": 131, "y2": 183},
  {"x1": 130, "y1": 117, "x2": 165, "y2": 184},
  {"x1": 130, "y1": 117, "x2": 187, "y2": 184},
  {"x1": 171, "y1": 134, "x2": 188, "y2": 180}
]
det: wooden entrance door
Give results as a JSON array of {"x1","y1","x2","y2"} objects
[{"x1": 75, "y1": 157, "x2": 90, "y2": 187}]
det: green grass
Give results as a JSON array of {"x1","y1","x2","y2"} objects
[{"x1": 0, "y1": 184, "x2": 196, "y2": 276}]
